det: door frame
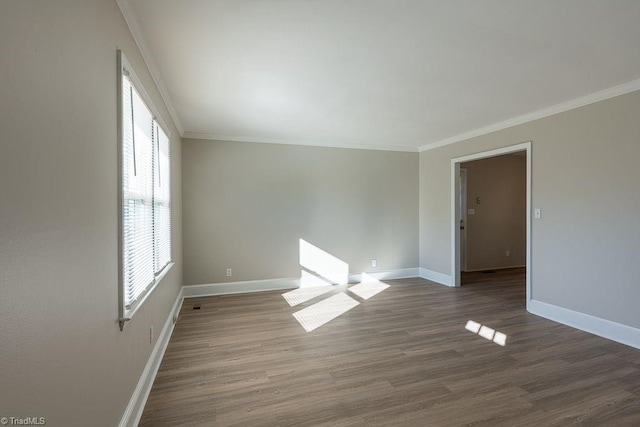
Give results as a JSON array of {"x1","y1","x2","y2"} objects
[
  {"x1": 459, "y1": 168, "x2": 468, "y2": 272},
  {"x1": 450, "y1": 141, "x2": 532, "y2": 305}
]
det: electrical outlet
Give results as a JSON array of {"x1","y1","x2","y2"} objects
[
  {"x1": 506, "y1": 250, "x2": 510, "y2": 257},
  {"x1": 372, "y1": 259, "x2": 377, "y2": 268},
  {"x1": 149, "y1": 325, "x2": 154, "y2": 343},
  {"x1": 226, "y1": 268, "x2": 232, "y2": 277}
]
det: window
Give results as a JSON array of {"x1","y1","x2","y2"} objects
[{"x1": 118, "y1": 50, "x2": 172, "y2": 330}]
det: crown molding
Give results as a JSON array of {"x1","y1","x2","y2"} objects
[
  {"x1": 419, "y1": 78, "x2": 640, "y2": 152},
  {"x1": 182, "y1": 132, "x2": 419, "y2": 152},
  {"x1": 115, "y1": 0, "x2": 640, "y2": 152},
  {"x1": 116, "y1": 0, "x2": 184, "y2": 136}
]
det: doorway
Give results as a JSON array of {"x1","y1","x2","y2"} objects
[{"x1": 451, "y1": 142, "x2": 532, "y2": 306}]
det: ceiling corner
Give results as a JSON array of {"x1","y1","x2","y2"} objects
[{"x1": 115, "y1": 0, "x2": 184, "y2": 137}]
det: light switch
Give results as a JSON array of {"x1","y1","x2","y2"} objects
[
  {"x1": 534, "y1": 208, "x2": 542, "y2": 219},
  {"x1": 467, "y1": 208, "x2": 475, "y2": 215}
]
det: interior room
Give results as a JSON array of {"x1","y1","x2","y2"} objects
[{"x1": 2, "y1": 1, "x2": 640, "y2": 425}]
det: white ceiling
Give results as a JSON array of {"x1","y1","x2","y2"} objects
[{"x1": 123, "y1": 0, "x2": 640, "y2": 152}]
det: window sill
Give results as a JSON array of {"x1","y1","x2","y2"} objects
[{"x1": 119, "y1": 261, "x2": 174, "y2": 331}]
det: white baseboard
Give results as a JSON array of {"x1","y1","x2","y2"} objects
[
  {"x1": 119, "y1": 288, "x2": 184, "y2": 427},
  {"x1": 183, "y1": 268, "x2": 422, "y2": 298},
  {"x1": 528, "y1": 299, "x2": 640, "y2": 350},
  {"x1": 183, "y1": 277, "x2": 300, "y2": 298},
  {"x1": 351, "y1": 268, "x2": 419, "y2": 282},
  {"x1": 463, "y1": 265, "x2": 526, "y2": 272},
  {"x1": 419, "y1": 268, "x2": 453, "y2": 287}
]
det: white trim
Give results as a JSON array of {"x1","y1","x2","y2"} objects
[
  {"x1": 182, "y1": 132, "x2": 418, "y2": 153},
  {"x1": 525, "y1": 144, "x2": 532, "y2": 304},
  {"x1": 182, "y1": 268, "x2": 421, "y2": 298},
  {"x1": 463, "y1": 265, "x2": 526, "y2": 273},
  {"x1": 451, "y1": 161, "x2": 461, "y2": 288},
  {"x1": 351, "y1": 268, "x2": 419, "y2": 282},
  {"x1": 419, "y1": 78, "x2": 640, "y2": 152},
  {"x1": 450, "y1": 142, "x2": 532, "y2": 306},
  {"x1": 116, "y1": 0, "x2": 184, "y2": 136},
  {"x1": 183, "y1": 277, "x2": 300, "y2": 298},
  {"x1": 118, "y1": 48, "x2": 175, "y2": 330},
  {"x1": 418, "y1": 268, "x2": 453, "y2": 287},
  {"x1": 118, "y1": 51, "x2": 171, "y2": 138},
  {"x1": 120, "y1": 262, "x2": 175, "y2": 330},
  {"x1": 528, "y1": 300, "x2": 640, "y2": 350},
  {"x1": 119, "y1": 288, "x2": 184, "y2": 427},
  {"x1": 451, "y1": 142, "x2": 531, "y2": 164},
  {"x1": 459, "y1": 168, "x2": 468, "y2": 272}
]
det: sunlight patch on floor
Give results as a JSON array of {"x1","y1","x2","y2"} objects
[
  {"x1": 465, "y1": 320, "x2": 507, "y2": 346},
  {"x1": 478, "y1": 325, "x2": 495, "y2": 341},
  {"x1": 292, "y1": 293, "x2": 359, "y2": 332},
  {"x1": 348, "y1": 273, "x2": 390, "y2": 300},
  {"x1": 282, "y1": 278, "x2": 334, "y2": 307},
  {"x1": 492, "y1": 331, "x2": 507, "y2": 346},
  {"x1": 465, "y1": 320, "x2": 481, "y2": 333}
]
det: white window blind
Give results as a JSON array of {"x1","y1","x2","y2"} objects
[{"x1": 118, "y1": 51, "x2": 171, "y2": 329}]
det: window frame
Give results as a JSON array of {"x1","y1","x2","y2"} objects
[{"x1": 117, "y1": 50, "x2": 173, "y2": 330}]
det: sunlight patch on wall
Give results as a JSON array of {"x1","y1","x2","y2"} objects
[
  {"x1": 465, "y1": 320, "x2": 507, "y2": 346},
  {"x1": 299, "y1": 239, "x2": 349, "y2": 285},
  {"x1": 292, "y1": 293, "x2": 359, "y2": 332},
  {"x1": 348, "y1": 273, "x2": 390, "y2": 300}
]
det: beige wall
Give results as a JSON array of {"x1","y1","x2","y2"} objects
[
  {"x1": 462, "y1": 154, "x2": 526, "y2": 271},
  {"x1": 183, "y1": 139, "x2": 418, "y2": 285},
  {"x1": 0, "y1": 2, "x2": 182, "y2": 426},
  {"x1": 420, "y1": 89, "x2": 640, "y2": 328}
]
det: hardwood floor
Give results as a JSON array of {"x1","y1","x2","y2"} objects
[{"x1": 140, "y1": 268, "x2": 640, "y2": 426}]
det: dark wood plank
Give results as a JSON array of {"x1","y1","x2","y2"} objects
[{"x1": 140, "y1": 268, "x2": 640, "y2": 426}]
